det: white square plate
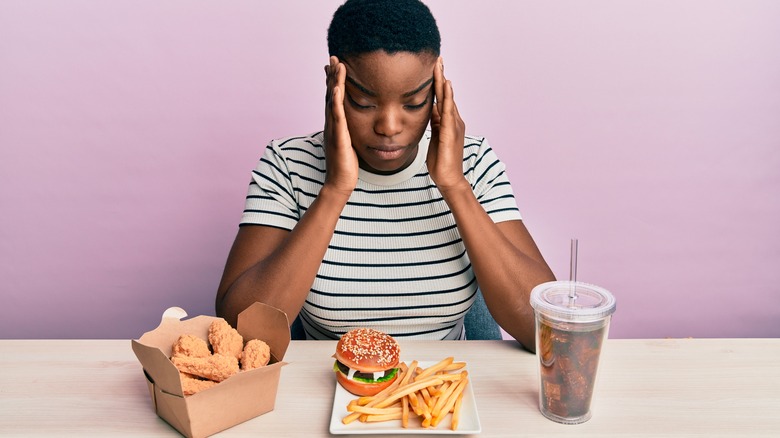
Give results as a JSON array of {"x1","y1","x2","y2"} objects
[{"x1": 329, "y1": 361, "x2": 481, "y2": 434}]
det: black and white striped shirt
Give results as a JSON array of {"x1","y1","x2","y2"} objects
[{"x1": 241, "y1": 131, "x2": 522, "y2": 340}]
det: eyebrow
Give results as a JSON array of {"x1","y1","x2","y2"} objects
[
  {"x1": 403, "y1": 77, "x2": 434, "y2": 98},
  {"x1": 345, "y1": 76, "x2": 434, "y2": 98}
]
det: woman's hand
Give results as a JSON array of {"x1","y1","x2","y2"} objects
[
  {"x1": 428, "y1": 57, "x2": 468, "y2": 193},
  {"x1": 323, "y1": 56, "x2": 359, "y2": 197}
]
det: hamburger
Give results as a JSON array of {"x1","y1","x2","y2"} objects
[{"x1": 333, "y1": 328, "x2": 401, "y2": 396}]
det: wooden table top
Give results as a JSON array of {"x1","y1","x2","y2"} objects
[{"x1": 1, "y1": 338, "x2": 779, "y2": 437}]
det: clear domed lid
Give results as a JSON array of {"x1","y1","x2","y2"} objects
[{"x1": 530, "y1": 281, "x2": 616, "y2": 322}]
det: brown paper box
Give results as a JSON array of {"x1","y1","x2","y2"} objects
[{"x1": 131, "y1": 303, "x2": 290, "y2": 438}]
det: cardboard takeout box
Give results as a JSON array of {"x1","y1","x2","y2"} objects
[{"x1": 131, "y1": 303, "x2": 290, "y2": 438}]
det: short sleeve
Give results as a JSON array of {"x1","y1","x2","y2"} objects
[
  {"x1": 240, "y1": 143, "x2": 301, "y2": 230},
  {"x1": 465, "y1": 136, "x2": 523, "y2": 223}
]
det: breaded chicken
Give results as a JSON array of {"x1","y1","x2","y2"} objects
[
  {"x1": 171, "y1": 334, "x2": 211, "y2": 358},
  {"x1": 241, "y1": 339, "x2": 271, "y2": 370},
  {"x1": 179, "y1": 372, "x2": 218, "y2": 396},
  {"x1": 208, "y1": 318, "x2": 244, "y2": 360},
  {"x1": 171, "y1": 353, "x2": 239, "y2": 382}
]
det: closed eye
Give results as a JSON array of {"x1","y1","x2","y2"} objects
[
  {"x1": 405, "y1": 98, "x2": 428, "y2": 110},
  {"x1": 404, "y1": 86, "x2": 433, "y2": 111},
  {"x1": 346, "y1": 92, "x2": 373, "y2": 109}
]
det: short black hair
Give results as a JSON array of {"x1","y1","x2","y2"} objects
[{"x1": 327, "y1": 0, "x2": 441, "y2": 61}]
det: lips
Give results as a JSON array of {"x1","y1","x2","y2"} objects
[
  {"x1": 368, "y1": 144, "x2": 407, "y2": 160},
  {"x1": 370, "y1": 144, "x2": 406, "y2": 153}
]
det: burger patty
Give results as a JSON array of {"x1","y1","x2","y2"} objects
[{"x1": 334, "y1": 360, "x2": 397, "y2": 382}]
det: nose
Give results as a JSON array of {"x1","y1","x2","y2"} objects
[{"x1": 373, "y1": 107, "x2": 403, "y2": 138}]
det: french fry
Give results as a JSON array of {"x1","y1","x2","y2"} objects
[
  {"x1": 436, "y1": 373, "x2": 466, "y2": 382},
  {"x1": 343, "y1": 406, "x2": 368, "y2": 423},
  {"x1": 399, "y1": 361, "x2": 416, "y2": 386},
  {"x1": 451, "y1": 386, "x2": 465, "y2": 431},
  {"x1": 399, "y1": 364, "x2": 411, "y2": 377},
  {"x1": 374, "y1": 376, "x2": 444, "y2": 409},
  {"x1": 428, "y1": 381, "x2": 444, "y2": 398},
  {"x1": 363, "y1": 412, "x2": 403, "y2": 422},
  {"x1": 356, "y1": 396, "x2": 373, "y2": 406},
  {"x1": 448, "y1": 373, "x2": 468, "y2": 412},
  {"x1": 444, "y1": 361, "x2": 467, "y2": 372},
  {"x1": 420, "y1": 387, "x2": 433, "y2": 406},
  {"x1": 347, "y1": 399, "x2": 360, "y2": 410},
  {"x1": 340, "y1": 358, "x2": 470, "y2": 431},
  {"x1": 431, "y1": 379, "x2": 457, "y2": 418},
  {"x1": 418, "y1": 393, "x2": 432, "y2": 428},
  {"x1": 342, "y1": 365, "x2": 409, "y2": 424},
  {"x1": 354, "y1": 361, "x2": 403, "y2": 405},
  {"x1": 401, "y1": 396, "x2": 409, "y2": 428},
  {"x1": 408, "y1": 389, "x2": 420, "y2": 413},
  {"x1": 414, "y1": 357, "x2": 454, "y2": 381},
  {"x1": 412, "y1": 392, "x2": 425, "y2": 416},
  {"x1": 432, "y1": 375, "x2": 468, "y2": 427},
  {"x1": 347, "y1": 405, "x2": 402, "y2": 415}
]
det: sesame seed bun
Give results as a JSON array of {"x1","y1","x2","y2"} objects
[{"x1": 335, "y1": 328, "x2": 400, "y2": 372}]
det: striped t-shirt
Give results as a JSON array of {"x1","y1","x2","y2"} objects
[{"x1": 240, "y1": 130, "x2": 522, "y2": 340}]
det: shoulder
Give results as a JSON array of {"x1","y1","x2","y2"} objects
[
  {"x1": 260, "y1": 132, "x2": 326, "y2": 171},
  {"x1": 463, "y1": 134, "x2": 489, "y2": 154},
  {"x1": 461, "y1": 134, "x2": 499, "y2": 168},
  {"x1": 267, "y1": 131, "x2": 324, "y2": 154},
  {"x1": 258, "y1": 131, "x2": 327, "y2": 179}
]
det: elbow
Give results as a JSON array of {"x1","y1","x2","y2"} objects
[
  {"x1": 520, "y1": 338, "x2": 536, "y2": 354},
  {"x1": 214, "y1": 288, "x2": 239, "y2": 328}
]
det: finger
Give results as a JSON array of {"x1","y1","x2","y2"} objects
[
  {"x1": 326, "y1": 56, "x2": 340, "y2": 88},
  {"x1": 433, "y1": 56, "x2": 445, "y2": 116},
  {"x1": 325, "y1": 61, "x2": 334, "y2": 105},
  {"x1": 325, "y1": 57, "x2": 344, "y2": 107},
  {"x1": 331, "y1": 65, "x2": 348, "y2": 129},
  {"x1": 335, "y1": 60, "x2": 346, "y2": 91},
  {"x1": 442, "y1": 79, "x2": 454, "y2": 118},
  {"x1": 446, "y1": 80, "x2": 465, "y2": 132},
  {"x1": 430, "y1": 99, "x2": 441, "y2": 129},
  {"x1": 332, "y1": 84, "x2": 345, "y2": 122},
  {"x1": 431, "y1": 57, "x2": 444, "y2": 126},
  {"x1": 452, "y1": 95, "x2": 462, "y2": 124},
  {"x1": 330, "y1": 56, "x2": 340, "y2": 78}
]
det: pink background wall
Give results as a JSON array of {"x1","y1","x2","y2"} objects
[{"x1": 2, "y1": 1, "x2": 779, "y2": 340}]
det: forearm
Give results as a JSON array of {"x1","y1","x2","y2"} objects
[
  {"x1": 441, "y1": 183, "x2": 555, "y2": 350},
  {"x1": 220, "y1": 54, "x2": 357, "y2": 326},
  {"x1": 217, "y1": 186, "x2": 350, "y2": 326}
]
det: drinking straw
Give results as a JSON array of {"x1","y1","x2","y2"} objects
[{"x1": 569, "y1": 238, "x2": 578, "y2": 305}]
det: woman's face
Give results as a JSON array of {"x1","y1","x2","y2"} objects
[{"x1": 341, "y1": 51, "x2": 436, "y2": 174}]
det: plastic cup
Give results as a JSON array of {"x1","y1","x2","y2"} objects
[{"x1": 530, "y1": 281, "x2": 616, "y2": 424}]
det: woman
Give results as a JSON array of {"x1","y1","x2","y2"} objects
[{"x1": 216, "y1": 0, "x2": 554, "y2": 350}]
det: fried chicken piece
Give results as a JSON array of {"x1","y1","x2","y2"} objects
[
  {"x1": 171, "y1": 353, "x2": 239, "y2": 382},
  {"x1": 208, "y1": 318, "x2": 244, "y2": 360},
  {"x1": 179, "y1": 372, "x2": 218, "y2": 396},
  {"x1": 171, "y1": 334, "x2": 211, "y2": 358},
  {"x1": 241, "y1": 339, "x2": 271, "y2": 370}
]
